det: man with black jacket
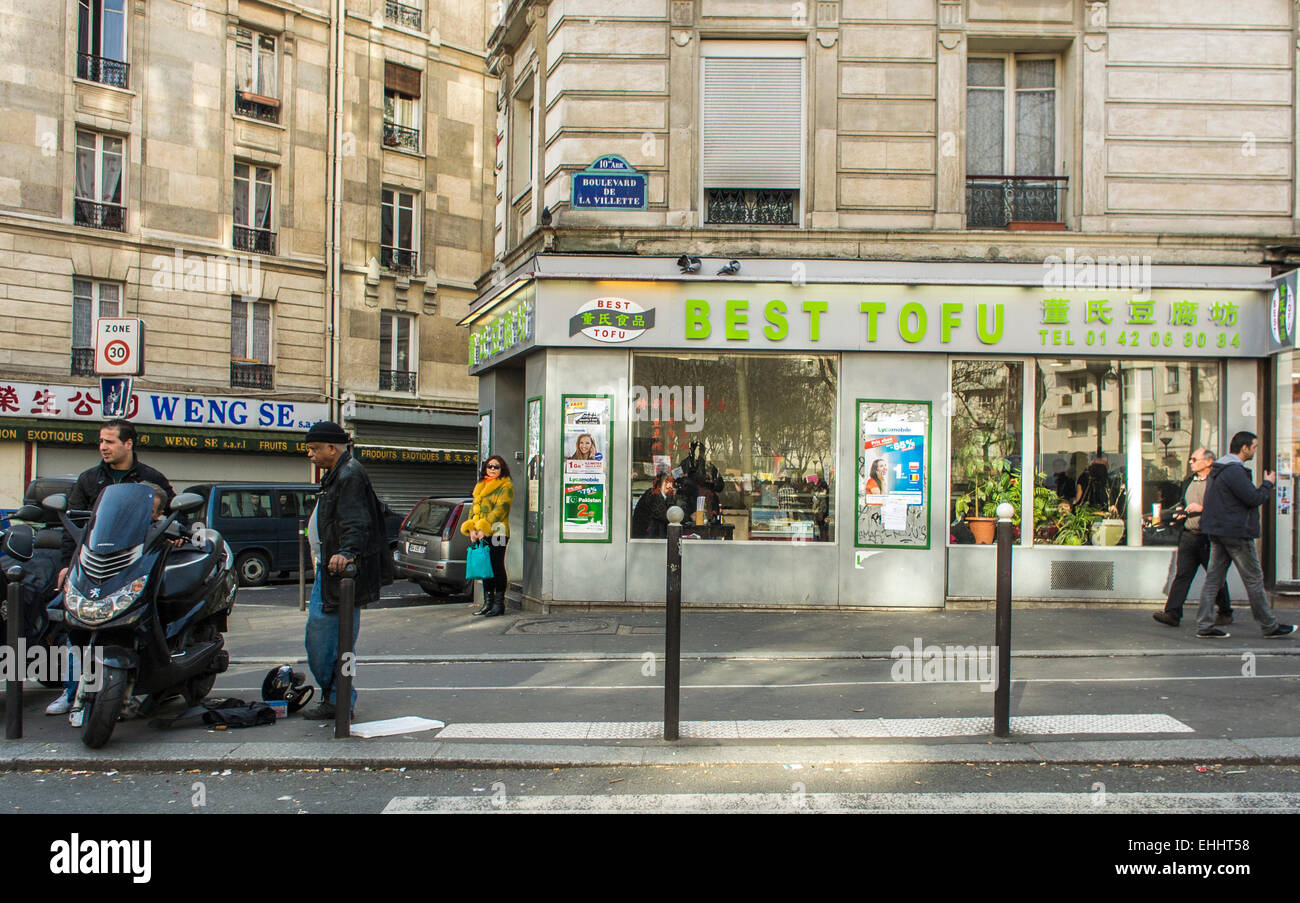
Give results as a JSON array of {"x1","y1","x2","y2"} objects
[
  {"x1": 1195, "y1": 431, "x2": 1295, "y2": 638},
  {"x1": 1153, "y1": 448, "x2": 1233, "y2": 627},
  {"x1": 301, "y1": 420, "x2": 393, "y2": 718}
]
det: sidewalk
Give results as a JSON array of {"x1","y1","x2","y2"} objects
[{"x1": 3, "y1": 595, "x2": 1298, "y2": 770}]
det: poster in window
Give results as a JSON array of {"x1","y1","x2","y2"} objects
[
  {"x1": 856, "y1": 399, "x2": 931, "y2": 549},
  {"x1": 477, "y1": 411, "x2": 491, "y2": 470},
  {"x1": 561, "y1": 395, "x2": 612, "y2": 541},
  {"x1": 525, "y1": 396, "x2": 543, "y2": 540}
]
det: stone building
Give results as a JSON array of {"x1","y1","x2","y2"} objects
[{"x1": 0, "y1": 0, "x2": 496, "y2": 510}]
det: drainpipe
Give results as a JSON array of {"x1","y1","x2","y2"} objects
[{"x1": 325, "y1": 0, "x2": 346, "y2": 420}]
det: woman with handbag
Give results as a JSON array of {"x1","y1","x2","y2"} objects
[{"x1": 461, "y1": 454, "x2": 514, "y2": 617}]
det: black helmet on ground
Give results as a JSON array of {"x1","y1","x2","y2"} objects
[{"x1": 261, "y1": 665, "x2": 315, "y2": 713}]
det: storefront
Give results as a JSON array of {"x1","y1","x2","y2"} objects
[{"x1": 463, "y1": 255, "x2": 1291, "y2": 609}]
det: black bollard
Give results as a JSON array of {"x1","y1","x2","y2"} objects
[
  {"x1": 664, "y1": 507, "x2": 683, "y2": 742},
  {"x1": 298, "y1": 518, "x2": 307, "y2": 612},
  {"x1": 5, "y1": 565, "x2": 25, "y2": 740},
  {"x1": 994, "y1": 506, "x2": 1014, "y2": 738},
  {"x1": 335, "y1": 564, "x2": 357, "y2": 740}
]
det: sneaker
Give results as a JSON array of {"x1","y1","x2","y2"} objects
[
  {"x1": 44, "y1": 696, "x2": 73, "y2": 716},
  {"x1": 1263, "y1": 623, "x2": 1297, "y2": 638},
  {"x1": 1152, "y1": 611, "x2": 1180, "y2": 627},
  {"x1": 1214, "y1": 612, "x2": 1233, "y2": 626},
  {"x1": 1196, "y1": 628, "x2": 1231, "y2": 638},
  {"x1": 304, "y1": 701, "x2": 336, "y2": 720}
]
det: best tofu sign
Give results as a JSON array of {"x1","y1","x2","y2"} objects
[{"x1": 95, "y1": 318, "x2": 146, "y2": 376}]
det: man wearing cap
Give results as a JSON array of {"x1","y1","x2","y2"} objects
[{"x1": 301, "y1": 420, "x2": 394, "y2": 718}]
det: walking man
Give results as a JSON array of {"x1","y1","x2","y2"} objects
[
  {"x1": 302, "y1": 420, "x2": 393, "y2": 718},
  {"x1": 1195, "y1": 431, "x2": 1295, "y2": 638},
  {"x1": 1152, "y1": 448, "x2": 1233, "y2": 627}
]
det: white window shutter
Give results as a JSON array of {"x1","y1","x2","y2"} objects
[{"x1": 702, "y1": 56, "x2": 803, "y2": 190}]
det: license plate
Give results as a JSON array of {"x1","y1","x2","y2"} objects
[{"x1": 406, "y1": 541, "x2": 426, "y2": 555}]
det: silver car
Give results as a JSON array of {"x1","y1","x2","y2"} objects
[{"x1": 393, "y1": 496, "x2": 473, "y2": 598}]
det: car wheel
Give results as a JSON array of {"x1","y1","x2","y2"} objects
[
  {"x1": 235, "y1": 550, "x2": 271, "y2": 587},
  {"x1": 414, "y1": 578, "x2": 441, "y2": 597}
]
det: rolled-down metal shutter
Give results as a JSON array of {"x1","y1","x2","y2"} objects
[
  {"x1": 363, "y1": 461, "x2": 478, "y2": 516},
  {"x1": 701, "y1": 55, "x2": 804, "y2": 189}
]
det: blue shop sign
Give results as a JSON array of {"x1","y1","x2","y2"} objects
[{"x1": 571, "y1": 155, "x2": 648, "y2": 210}]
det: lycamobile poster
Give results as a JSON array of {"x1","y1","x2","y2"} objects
[{"x1": 561, "y1": 395, "x2": 612, "y2": 540}]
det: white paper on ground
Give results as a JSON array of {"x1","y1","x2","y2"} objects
[
  {"x1": 350, "y1": 716, "x2": 446, "y2": 739},
  {"x1": 882, "y1": 499, "x2": 907, "y2": 531}
]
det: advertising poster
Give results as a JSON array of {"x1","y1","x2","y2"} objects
[
  {"x1": 1279, "y1": 482, "x2": 1292, "y2": 516},
  {"x1": 525, "y1": 397, "x2": 543, "y2": 540},
  {"x1": 478, "y1": 411, "x2": 492, "y2": 469},
  {"x1": 856, "y1": 399, "x2": 931, "y2": 548},
  {"x1": 561, "y1": 395, "x2": 612, "y2": 540}
]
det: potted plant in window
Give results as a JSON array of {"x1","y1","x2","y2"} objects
[
  {"x1": 955, "y1": 460, "x2": 1019, "y2": 544},
  {"x1": 1052, "y1": 502, "x2": 1100, "y2": 545},
  {"x1": 1088, "y1": 482, "x2": 1127, "y2": 546}
]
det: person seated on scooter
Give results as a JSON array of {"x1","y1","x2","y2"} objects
[{"x1": 145, "y1": 482, "x2": 186, "y2": 548}]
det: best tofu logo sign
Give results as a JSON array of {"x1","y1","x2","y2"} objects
[{"x1": 569, "y1": 298, "x2": 655, "y2": 343}]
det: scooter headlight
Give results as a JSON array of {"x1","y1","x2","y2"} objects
[{"x1": 65, "y1": 576, "x2": 148, "y2": 625}]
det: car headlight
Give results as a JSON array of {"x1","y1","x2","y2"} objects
[{"x1": 65, "y1": 576, "x2": 148, "y2": 625}]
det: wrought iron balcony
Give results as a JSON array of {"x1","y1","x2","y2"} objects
[
  {"x1": 77, "y1": 52, "x2": 129, "y2": 89},
  {"x1": 74, "y1": 199, "x2": 126, "y2": 232},
  {"x1": 381, "y1": 246, "x2": 418, "y2": 275},
  {"x1": 233, "y1": 226, "x2": 277, "y2": 255},
  {"x1": 71, "y1": 347, "x2": 95, "y2": 376},
  {"x1": 385, "y1": 0, "x2": 423, "y2": 30},
  {"x1": 231, "y1": 361, "x2": 275, "y2": 389},
  {"x1": 966, "y1": 175, "x2": 1068, "y2": 229},
  {"x1": 235, "y1": 91, "x2": 280, "y2": 124},
  {"x1": 379, "y1": 369, "x2": 417, "y2": 393},
  {"x1": 383, "y1": 121, "x2": 420, "y2": 151},
  {"x1": 705, "y1": 189, "x2": 797, "y2": 226}
]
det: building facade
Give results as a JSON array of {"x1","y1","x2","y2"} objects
[
  {"x1": 0, "y1": 0, "x2": 495, "y2": 510},
  {"x1": 466, "y1": 0, "x2": 1300, "y2": 608}
]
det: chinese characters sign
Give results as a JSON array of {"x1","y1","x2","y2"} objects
[{"x1": 1037, "y1": 297, "x2": 1241, "y2": 351}]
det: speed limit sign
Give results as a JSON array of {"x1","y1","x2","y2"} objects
[{"x1": 94, "y1": 318, "x2": 146, "y2": 376}]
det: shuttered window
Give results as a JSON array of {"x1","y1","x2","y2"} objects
[{"x1": 701, "y1": 51, "x2": 804, "y2": 190}]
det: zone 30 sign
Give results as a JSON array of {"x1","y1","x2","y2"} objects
[{"x1": 95, "y1": 318, "x2": 146, "y2": 376}]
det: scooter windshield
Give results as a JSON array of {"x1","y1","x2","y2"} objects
[{"x1": 84, "y1": 483, "x2": 154, "y2": 555}]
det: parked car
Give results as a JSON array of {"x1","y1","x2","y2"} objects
[{"x1": 393, "y1": 496, "x2": 474, "y2": 598}]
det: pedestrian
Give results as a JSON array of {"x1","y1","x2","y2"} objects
[
  {"x1": 1152, "y1": 448, "x2": 1233, "y2": 628},
  {"x1": 1194, "y1": 431, "x2": 1295, "y2": 638},
  {"x1": 302, "y1": 420, "x2": 394, "y2": 718},
  {"x1": 632, "y1": 472, "x2": 676, "y2": 538},
  {"x1": 461, "y1": 454, "x2": 513, "y2": 617}
]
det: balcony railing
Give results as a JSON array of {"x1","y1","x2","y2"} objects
[
  {"x1": 231, "y1": 361, "x2": 275, "y2": 389},
  {"x1": 233, "y1": 226, "x2": 277, "y2": 255},
  {"x1": 74, "y1": 199, "x2": 126, "y2": 232},
  {"x1": 235, "y1": 91, "x2": 280, "y2": 124},
  {"x1": 966, "y1": 175, "x2": 1068, "y2": 229},
  {"x1": 381, "y1": 246, "x2": 418, "y2": 275},
  {"x1": 78, "y1": 52, "x2": 129, "y2": 89},
  {"x1": 385, "y1": 0, "x2": 423, "y2": 30},
  {"x1": 71, "y1": 347, "x2": 95, "y2": 376},
  {"x1": 705, "y1": 188, "x2": 797, "y2": 226},
  {"x1": 383, "y1": 121, "x2": 420, "y2": 151},
  {"x1": 379, "y1": 369, "x2": 417, "y2": 393}
]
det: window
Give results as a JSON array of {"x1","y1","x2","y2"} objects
[
  {"x1": 1166, "y1": 365, "x2": 1180, "y2": 394},
  {"x1": 381, "y1": 188, "x2": 418, "y2": 273},
  {"x1": 235, "y1": 29, "x2": 279, "y2": 123},
  {"x1": 507, "y1": 73, "x2": 535, "y2": 245},
  {"x1": 630, "y1": 354, "x2": 836, "y2": 542},
  {"x1": 701, "y1": 42, "x2": 804, "y2": 226},
  {"x1": 949, "y1": 361, "x2": 1025, "y2": 544},
  {"x1": 219, "y1": 490, "x2": 273, "y2": 519},
  {"x1": 966, "y1": 55, "x2": 1063, "y2": 228},
  {"x1": 379, "y1": 312, "x2": 416, "y2": 393},
  {"x1": 383, "y1": 63, "x2": 421, "y2": 151},
  {"x1": 230, "y1": 298, "x2": 273, "y2": 389},
  {"x1": 1166, "y1": 410, "x2": 1182, "y2": 432},
  {"x1": 74, "y1": 130, "x2": 125, "y2": 231},
  {"x1": 77, "y1": 0, "x2": 128, "y2": 87},
  {"x1": 233, "y1": 163, "x2": 275, "y2": 254},
  {"x1": 278, "y1": 490, "x2": 316, "y2": 520},
  {"x1": 384, "y1": 0, "x2": 423, "y2": 30},
  {"x1": 71, "y1": 279, "x2": 121, "y2": 375}
]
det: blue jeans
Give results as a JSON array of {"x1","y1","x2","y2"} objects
[
  {"x1": 1197, "y1": 536, "x2": 1277, "y2": 633},
  {"x1": 305, "y1": 567, "x2": 360, "y2": 707}
]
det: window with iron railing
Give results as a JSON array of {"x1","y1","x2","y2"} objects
[
  {"x1": 235, "y1": 29, "x2": 279, "y2": 123},
  {"x1": 78, "y1": 0, "x2": 128, "y2": 88},
  {"x1": 380, "y1": 312, "x2": 416, "y2": 393},
  {"x1": 75, "y1": 130, "x2": 125, "y2": 231},
  {"x1": 72, "y1": 279, "x2": 121, "y2": 374},
  {"x1": 384, "y1": 0, "x2": 422, "y2": 30},
  {"x1": 379, "y1": 370, "x2": 417, "y2": 393},
  {"x1": 384, "y1": 62, "x2": 421, "y2": 152},
  {"x1": 380, "y1": 246, "x2": 418, "y2": 275},
  {"x1": 381, "y1": 188, "x2": 417, "y2": 273},
  {"x1": 234, "y1": 163, "x2": 276, "y2": 254},
  {"x1": 231, "y1": 298, "x2": 273, "y2": 388}
]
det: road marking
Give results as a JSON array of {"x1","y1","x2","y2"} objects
[
  {"x1": 383, "y1": 791, "x2": 1300, "y2": 813},
  {"x1": 432, "y1": 714, "x2": 1193, "y2": 740}
]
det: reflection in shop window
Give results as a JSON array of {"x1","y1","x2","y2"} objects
[
  {"x1": 949, "y1": 360, "x2": 1024, "y2": 544},
  {"x1": 629, "y1": 354, "x2": 836, "y2": 542}
]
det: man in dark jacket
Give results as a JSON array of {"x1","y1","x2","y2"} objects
[
  {"x1": 302, "y1": 420, "x2": 393, "y2": 718},
  {"x1": 1153, "y1": 448, "x2": 1232, "y2": 627},
  {"x1": 1195, "y1": 431, "x2": 1295, "y2": 638}
]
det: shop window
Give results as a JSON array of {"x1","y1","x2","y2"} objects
[
  {"x1": 1036, "y1": 359, "x2": 1219, "y2": 546},
  {"x1": 701, "y1": 41, "x2": 803, "y2": 226},
  {"x1": 72, "y1": 279, "x2": 121, "y2": 375},
  {"x1": 949, "y1": 360, "x2": 1025, "y2": 545},
  {"x1": 630, "y1": 353, "x2": 836, "y2": 542},
  {"x1": 383, "y1": 62, "x2": 422, "y2": 152}
]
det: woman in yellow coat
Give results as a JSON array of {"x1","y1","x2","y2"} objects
[{"x1": 461, "y1": 454, "x2": 513, "y2": 617}]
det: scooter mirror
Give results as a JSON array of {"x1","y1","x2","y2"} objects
[
  {"x1": 12, "y1": 505, "x2": 44, "y2": 522},
  {"x1": 42, "y1": 493, "x2": 67, "y2": 512},
  {"x1": 170, "y1": 492, "x2": 205, "y2": 515}
]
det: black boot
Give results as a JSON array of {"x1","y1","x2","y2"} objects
[
  {"x1": 484, "y1": 586, "x2": 505, "y2": 617},
  {"x1": 473, "y1": 587, "x2": 493, "y2": 616}
]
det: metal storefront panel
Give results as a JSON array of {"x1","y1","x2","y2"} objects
[{"x1": 363, "y1": 461, "x2": 478, "y2": 515}]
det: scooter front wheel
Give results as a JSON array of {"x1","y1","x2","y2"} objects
[{"x1": 81, "y1": 666, "x2": 130, "y2": 749}]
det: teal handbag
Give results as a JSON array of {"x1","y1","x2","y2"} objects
[{"x1": 465, "y1": 540, "x2": 493, "y2": 581}]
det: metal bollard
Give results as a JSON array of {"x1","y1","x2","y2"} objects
[
  {"x1": 664, "y1": 506, "x2": 684, "y2": 742},
  {"x1": 335, "y1": 564, "x2": 357, "y2": 740},
  {"x1": 5, "y1": 565, "x2": 25, "y2": 740},
  {"x1": 993, "y1": 503, "x2": 1014, "y2": 738},
  {"x1": 298, "y1": 518, "x2": 307, "y2": 612}
]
